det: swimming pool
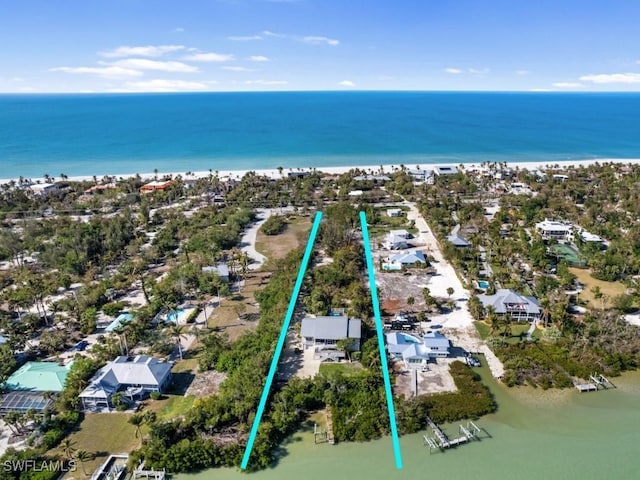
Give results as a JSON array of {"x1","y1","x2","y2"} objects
[
  {"x1": 398, "y1": 333, "x2": 422, "y2": 344},
  {"x1": 166, "y1": 308, "x2": 196, "y2": 324},
  {"x1": 105, "y1": 313, "x2": 133, "y2": 332},
  {"x1": 477, "y1": 280, "x2": 489, "y2": 289}
]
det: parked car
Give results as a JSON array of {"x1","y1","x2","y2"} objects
[{"x1": 74, "y1": 340, "x2": 89, "y2": 351}]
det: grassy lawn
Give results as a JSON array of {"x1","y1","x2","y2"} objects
[
  {"x1": 474, "y1": 321, "x2": 490, "y2": 339},
  {"x1": 474, "y1": 321, "x2": 538, "y2": 344},
  {"x1": 569, "y1": 267, "x2": 626, "y2": 308},
  {"x1": 318, "y1": 362, "x2": 362, "y2": 376},
  {"x1": 145, "y1": 394, "x2": 195, "y2": 421},
  {"x1": 255, "y1": 215, "x2": 311, "y2": 262},
  {"x1": 54, "y1": 413, "x2": 138, "y2": 477}
]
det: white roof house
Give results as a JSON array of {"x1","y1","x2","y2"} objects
[
  {"x1": 386, "y1": 332, "x2": 450, "y2": 369},
  {"x1": 535, "y1": 219, "x2": 573, "y2": 240},
  {"x1": 79, "y1": 355, "x2": 172, "y2": 411},
  {"x1": 387, "y1": 208, "x2": 403, "y2": 217},
  {"x1": 390, "y1": 229, "x2": 410, "y2": 239},
  {"x1": 384, "y1": 233, "x2": 409, "y2": 250},
  {"x1": 30, "y1": 183, "x2": 59, "y2": 196}
]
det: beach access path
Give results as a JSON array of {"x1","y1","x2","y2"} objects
[
  {"x1": 404, "y1": 201, "x2": 505, "y2": 379},
  {"x1": 241, "y1": 207, "x2": 294, "y2": 270}
]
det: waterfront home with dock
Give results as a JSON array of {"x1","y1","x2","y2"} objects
[
  {"x1": 79, "y1": 355, "x2": 172, "y2": 411},
  {"x1": 386, "y1": 331, "x2": 450, "y2": 369}
]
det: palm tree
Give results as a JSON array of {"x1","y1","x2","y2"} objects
[
  {"x1": 74, "y1": 450, "x2": 92, "y2": 476},
  {"x1": 167, "y1": 324, "x2": 188, "y2": 360},
  {"x1": 486, "y1": 306, "x2": 500, "y2": 336},
  {"x1": 129, "y1": 412, "x2": 144, "y2": 439},
  {"x1": 60, "y1": 438, "x2": 77, "y2": 460}
]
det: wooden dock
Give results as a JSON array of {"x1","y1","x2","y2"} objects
[
  {"x1": 314, "y1": 409, "x2": 335, "y2": 444},
  {"x1": 423, "y1": 416, "x2": 486, "y2": 454},
  {"x1": 574, "y1": 374, "x2": 616, "y2": 393}
]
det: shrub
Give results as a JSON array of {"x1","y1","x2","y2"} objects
[{"x1": 260, "y1": 215, "x2": 286, "y2": 236}]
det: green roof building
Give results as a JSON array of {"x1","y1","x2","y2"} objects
[{"x1": 4, "y1": 362, "x2": 72, "y2": 392}]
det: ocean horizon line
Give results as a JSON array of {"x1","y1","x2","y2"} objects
[{"x1": 3, "y1": 90, "x2": 640, "y2": 96}]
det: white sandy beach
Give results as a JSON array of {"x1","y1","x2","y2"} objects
[{"x1": 4, "y1": 158, "x2": 640, "y2": 186}]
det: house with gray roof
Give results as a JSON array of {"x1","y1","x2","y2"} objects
[
  {"x1": 386, "y1": 332, "x2": 450, "y2": 369},
  {"x1": 383, "y1": 250, "x2": 427, "y2": 270},
  {"x1": 447, "y1": 232, "x2": 472, "y2": 247},
  {"x1": 79, "y1": 355, "x2": 172, "y2": 411},
  {"x1": 301, "y1": 316, "x2": 361, "y2": 353},
  {"x1": 202, "y1": 263, "x2": 230, "y2": 282},
  {"x1": 478, "y1": 289, "x2": 541, "y2": 322}
]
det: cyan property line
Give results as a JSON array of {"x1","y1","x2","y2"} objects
[
  {"x1": 359, "y1": 211, "x2": 404, "y2": 470},
  {"x1": 240, "y1": 210, "x2": 323, "y2": 470}
]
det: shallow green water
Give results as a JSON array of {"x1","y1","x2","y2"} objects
[{"x1": 177, "y1": 366, "x2": 640, "y2": 480}]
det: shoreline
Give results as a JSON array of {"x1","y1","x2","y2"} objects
[{"x1": 3, "y1": 157, "x2": 640, "y2": 186}]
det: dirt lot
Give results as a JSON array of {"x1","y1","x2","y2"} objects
[
  {"x1": 393, "y1": 359, "x2": 458, "y2": 399},
  {"x1": 255, "y1": 215, "x2": 311, "y2": 263},
  {"x1": 207, "y1": 271, "x2": 271, "y2": 341},
  {"x1": 375, "y1": 267, "x2": 441, "y2": 316}
]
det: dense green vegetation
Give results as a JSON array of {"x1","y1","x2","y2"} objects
[
  {"x1": 396, "y1": 361, "x2": 496, "y2": 432},
  {"x1": 260, "y1": 215, "x2": 286, "y2": 235}
]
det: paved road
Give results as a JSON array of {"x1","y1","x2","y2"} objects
[{"x1": 241, "y1": 207, "x2": 294, "y2": 270}]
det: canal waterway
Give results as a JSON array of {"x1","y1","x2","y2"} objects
[{"x1": 177, "y1": 363, "x2": 640, "y2": 480}]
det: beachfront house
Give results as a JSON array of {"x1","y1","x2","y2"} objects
[
  {"x1": 384, "y1": 250, "x2": 427, "y2": 270},
  {"x1": 353, "y1": 174, "x2": 391, "y2": 183},
  {"x1": 386, "y1": 332, "x2": 450, "y2": 369},
  {"x1": 300, "y1": 316, "x2": 362, "y2": 357},
  {"x1": 79, "y1": 355, "x2": 172, "y2": 411},
  {"x1": 478, "y1": 289, "x2": 541, "y2": 322},
  {"x1": 29, "y1": 183, "x2": 59, "y2": 197},
  {"x1": 140, "y1": 180, "x2": 174, "y2": 192},
  {"x1": 408, "y1": 169, "x2": 435, "y2": 184},
  {"x1": 434, "y1": 166, "x2": 459, "y2": 176},
  {"x1": 0, "y1": 362, "x2": 72, "y2": 415}
]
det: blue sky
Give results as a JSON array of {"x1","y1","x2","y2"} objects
[{"x1": 2, "y1": 0, "x2": 640, "y2": 93}]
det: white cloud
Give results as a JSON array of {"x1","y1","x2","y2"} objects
[
  {"x1": 516, "y1": 69, "x2": 530, "y2": 75},
  {"x1": 445, "y1": 68, "x2": 462, "y2": 74},
  {"x1": 303, "y1": 36, "x2": 339, "y2": 46},
  {"x1": 174, "y1": 27, "x2": 185, "y2": 33},
  {"x1": 222, "y1": 66, "x2": 254, "y2": 72},
  {"x1": 182, "y1": 52, "x2": 234, "y2": 62},
  {"x1": 552, "y1": 82, "x2": 584, "y2": 88},
  {"x1": 529, "y1": 88, "x2": 551, "y2": 92},
  {"x1": 50, "y1": 66, "x2": 143, "y2": 78},
  {"x1": 117, "y1": 79, "x2": 211, "y2": 92},
  {"x1": 339, "y1": 80, "x2": 355, "y2": 87},
  {"x1": 108, "y1": 58, "x2": 198, "y2": 73},
  {"x1": 580, "y1": 73, "x2": 640, "y2": 84},
  {"x1": 249, "y1": 55, "x2": 270, "y2": 62},
  {"x1": 228, "y1": 35, "x2": 262, "y2": 41},
  {"x1": 244, "y1": 79, "x2": 288, "y2": 85},
  {"x1": 263, "y1": 30, "x2": 285, "y2": 38},
  {"x1": 468, "y1": 68, "x2": 489, "y2": 74},
  {"x1": 100, "y1": 45, "x2": 185, "y2": 58}
]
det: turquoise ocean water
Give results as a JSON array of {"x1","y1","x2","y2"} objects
[{"x1": 1, "y1": 92, "x2": 640, "y2": 178}]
